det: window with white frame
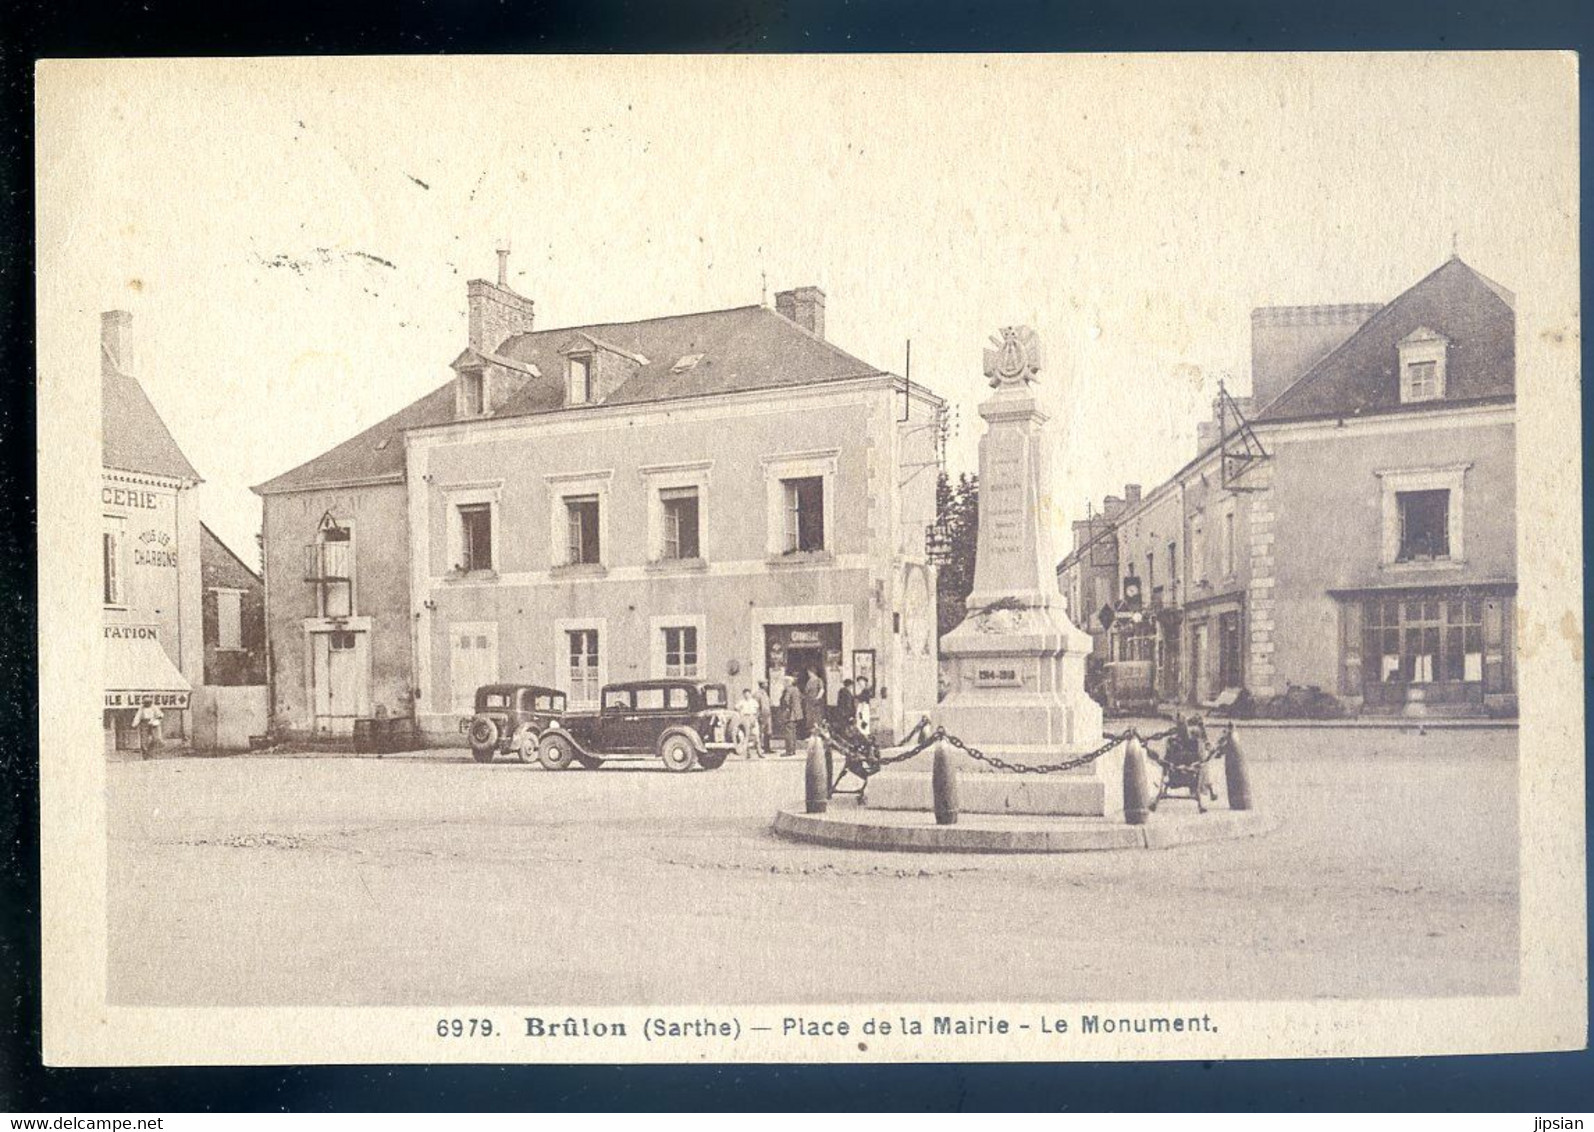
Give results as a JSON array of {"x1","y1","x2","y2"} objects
[
  {"x1": 662, "y1": 625, "x2": 700, "y2": 678},
  {"x1": 458, "y1": 503, "x2": 493, "y2": 572},
  {"x1": 641, "y1": 461, "x2": 712, "y2": 566},
  {"x1": 1222, "y1": 510, "x2": 1235, "y2": 578},
  {"x1": 442, "y1": 483, "x2": 500, "y2": 578},
  {"x1": 762, "y1": 450, "x2": 838, "y2": 558},
  {"x1": 1377, "y1": 464, "x2": 1469, "y2": 568},
  {"x1": 102, "y1": 517, "x2": 126, "y2": 606},
  {"x1": 459, "y1": 369, "x2": 485, "y2": 416},
  {"x1": 1404, "y1": 361, "x2": 1439, "y2": 401},
  {"x1": 1398, "y1": 327, "x2": 1448, "y2": 404},
  {"x1": 1396, "y1": 489, "x2": 1451, "y2": 561},
  {"x1": 318, "y1": 523, "x2": 353, "y2": 616},
  {"x1": 659, "y1": 487, "x2": 700, "y2": 560},
  {"x1": 783, "y1": 476, "x2": 826, "y2": 553},
  {"x1": 214, "y1": 588, "x2": 243, "y2": 650},
  {"x1": 568, "y1": 354, "x2": 593, "y2": 405},
  {"x1": 566, "y1": 628, "x2": 600, "y2": 705},
  {"x1": 546, "y1": 471, "x2": 611, "y2": 570},
  {"x1": 565, "y1": 495, "x2": 601, "y2": 565}
]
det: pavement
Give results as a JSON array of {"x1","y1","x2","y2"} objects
[{"x1": 107, "y1": 726, "x2": 1519, "y2": 1006}]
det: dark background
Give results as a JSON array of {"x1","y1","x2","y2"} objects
[{"x1": 3, "y1": 0, "x2": 1591, "y2": 1112}]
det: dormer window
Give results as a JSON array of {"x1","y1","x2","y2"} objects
[
  {"x1": 568, "y1": 354, "x2": 593, "y2": 405},
  {"x1": 459, "y1": 369, "x2": 485, "y2": 416},
  {"x1": 1398, "y1": 327, "x2": 1448, "y2": 404}
]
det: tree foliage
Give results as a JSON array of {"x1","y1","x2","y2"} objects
[{"x1": 935, "y1": 471, "x2": 979, "y2": 639}]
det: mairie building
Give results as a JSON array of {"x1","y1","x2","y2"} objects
[
  {"x1": 255, "y1": 265, "x2": 945, "y2": 744},
  {"x1": 1059, "y1": 256, "x2": 1517, "y2": 718}
]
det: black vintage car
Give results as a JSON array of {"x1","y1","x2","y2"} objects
[
  {"x1": 537, "y1": 680, "x2": 740, "y2": 772},
  {"x1": 462, "y1": 684, "x2": 567, "y2": 763}
]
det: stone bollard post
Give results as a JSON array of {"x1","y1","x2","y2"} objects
[
  {"x1": 804, "y1": 738, "x2": 829, "y2": 814},
  {"x1": 931, "y1": 741, "x2": 959, "y2": 825},
  {"x1": 1224, "y1": 726, "x2": 1254, "y2": 811},
  {"x1": 1122, "y1": 736, "x2": 1151, "y2": 826}
]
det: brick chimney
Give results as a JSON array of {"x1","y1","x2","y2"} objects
[
  {"x1": 101, "y1": 309, "x2": 134, "y2": 375},
  {"x1": 775, "y1": 286, "x2": 826, "y2": 340},
  {"x1": 1250, "y1": 303, "x2": 1380, "y2": 410},
  {"x1": 467, "y1": 249, "x2": 535, "y2": 354},
  {"x1": 1124, "y1": 483, "x2": 1142, "y2": 506}
]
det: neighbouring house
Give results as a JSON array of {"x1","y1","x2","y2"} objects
[
  {"x1": 200, "y1": 522, "x2": 266, "y2": 685},
  {"x1": 101, "y1": 310, "x2": 204, "y2": 751},
  {"x1": 1059, "y1": 256, "x2": 1517, "y2": 718},
  {"x1": 254, "y1": 257, "x2": 945, "y2": 744}
]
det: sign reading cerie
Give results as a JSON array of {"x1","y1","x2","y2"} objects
[{"x1": 102, "y1": 486, "x2": 160, "y2": 510}]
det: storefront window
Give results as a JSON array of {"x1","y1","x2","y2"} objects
[{"x1": 1364, "y1": 594, "x2": 1481, "y2": 685}]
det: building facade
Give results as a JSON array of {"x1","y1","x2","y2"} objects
[
  {"x1": 101, "y1": 310, "x2": 204, "y2": 751},
  {"x1": 257, "y1": 268, "x2": 945, "y2": 743},
  {"x1": 1059, "y1": 257, "x2": 1517, "y2": 717},
  {"x1": 200, "y1": 523, "x2": 266, "y2": 686}
]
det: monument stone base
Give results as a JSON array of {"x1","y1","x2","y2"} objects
[
  {"x1": 920, "y1": 599, "x2": 1118, "y2": 816},
  {"x1": 863, "y1": 743, "x2": 1125, "y2": 817}
]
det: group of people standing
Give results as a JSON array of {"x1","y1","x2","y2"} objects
[{"x1": 733, "y1": 669, "x2": 873, "y2": 759}]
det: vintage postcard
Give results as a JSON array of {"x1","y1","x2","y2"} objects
[{"x1": 35, "y1": 52, "x2": 1585, "y2": 1065}]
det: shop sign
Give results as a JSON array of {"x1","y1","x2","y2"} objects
[
  {"x1": 789, "y1": 629, "x2": 822, "y2": 646},
  {"x1": 104, "y1": 625, "x2": 158, "y2": 640},
  {"x1": 102, "y1": 486, "x2": 161, "y2": 510},
  {"x1": 105, "y1": 690, "x2": 190, "y2": 710},
  {"x1": 135, "y1": 528, "x2": 177, "y2": 568}
]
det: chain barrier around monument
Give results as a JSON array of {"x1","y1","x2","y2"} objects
[{"x1": 812, "y1": 714, "x2": 1247, "y2": 817}]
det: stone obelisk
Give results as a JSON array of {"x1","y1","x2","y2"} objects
[{"x1": 872, "y1": 326, "x2": 1116, "y2": 816}]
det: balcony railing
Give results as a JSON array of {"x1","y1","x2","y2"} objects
[{"x1": 304, "y1": 540, "x2": 351, "y2": 582}]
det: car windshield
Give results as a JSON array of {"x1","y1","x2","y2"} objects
[
  {"x1": 482, "y1": 692, "x2": 511, "y2": 710},
  {"x1": 534, "y1": 693, "x2": 565, "y2": 712},
  {"x1": 702, "y1": 685, "x2": 727, "y2": 708}
]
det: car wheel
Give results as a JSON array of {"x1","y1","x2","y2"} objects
[
  {"x1": 538, "y1": 733, "x2": 576, "y2": 771},
  {"x1": 468, "y1": 716, "x2": 499, "y2": 762},
  {"x1": 697, "y1": 750, "x2": 728, "y2": 771},
  {"x1": 659, "y1": 732, "x2": 699, "y2": 773},
  {"x1": 511, "y1": 727, "x2": 538, "y2": 763},
  {"x1": 575, "y1": 753, "x2": 604, "y2": 770}
]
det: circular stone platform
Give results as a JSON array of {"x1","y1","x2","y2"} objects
[{"x1": 772, "y1": 798, "x2": 1279, "y2": 854}]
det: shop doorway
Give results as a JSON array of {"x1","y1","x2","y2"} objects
[{"x1": 763, "y1": 622, "x2": 843, "y2": 705}]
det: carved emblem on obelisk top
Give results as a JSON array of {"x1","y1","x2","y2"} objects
[{"x1": 983, "y1": 325, "x2": 1043, "y2": 389}]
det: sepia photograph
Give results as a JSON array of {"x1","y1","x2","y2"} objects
[{"x1": 33, "y1": 51, "x2": 1584, "y2": 1066}]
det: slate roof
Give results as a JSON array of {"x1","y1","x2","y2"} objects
[
  {"x1": 200, "y1": 521, "x2": 262, "y2": 588},
  {"x1": 1257, "y1": 257, "x2": 1515, "y2": 423},
  {"x1": 102, "y1": 346, "x2": 202, "y2": 482},
  {"x1": 255, "y1": 303, "x2": 891, "y2": 495}
]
